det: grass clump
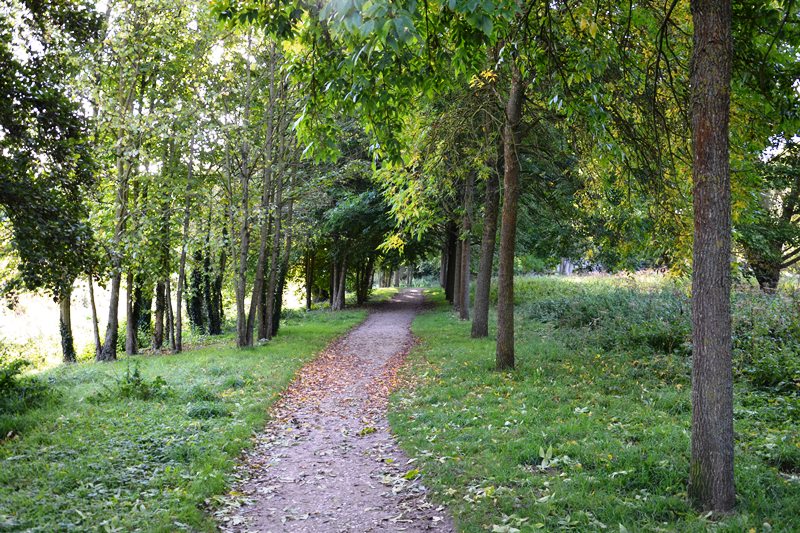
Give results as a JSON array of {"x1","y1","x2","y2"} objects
[
  {"x1": 390, "y1": 281, "x2": 799, "y2": 533},
  {"x1": 89, "y1": 364, "x2": 172, "y2": 403}
]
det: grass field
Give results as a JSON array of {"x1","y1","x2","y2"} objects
[
  {"x1": 389, "y1": 278, "x2": 800, "y2": 532},
  {"x1": 0, "y1": 308, "x2": 365, "y2": 531}
]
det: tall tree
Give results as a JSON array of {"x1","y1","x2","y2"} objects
[{"x1": 688, "y1": 0, "x2": 735, "y2": 513}]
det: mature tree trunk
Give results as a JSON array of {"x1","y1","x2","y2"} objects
[
  {"x1": 688, "y1": 0, "x2": 735, "y2": 513},
  {"x1": 58, "y1": 284, "x2": 76, "y2": 363},
  {"x1": 88, "y1": 274, "x2": 101, "y2": 358},
  {"x1": 496, "y1": 63, "x2": 524, "y2": 371},
  {"x1": 459, "y1": 174, "x2": 474, "y2": 320},
  {"x1": 444, "y1": 223, "x2": 457, "y2": 302},
  {"x1": 472, "y1": 168, "x2": 500, "y2": 338},
  {"x1": 332, "y1": 256, "x2": 347, "y2": 310}
]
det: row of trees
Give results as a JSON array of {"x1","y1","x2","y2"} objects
[
  {"x1": 1, "y1": 0, "x2": 425, "y2": 363},
  {"x1": 2, "y1": 0, "x2": 799, "y2": 517}
]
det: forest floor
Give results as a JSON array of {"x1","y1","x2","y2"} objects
[{"x1": 215, "y1": 288, "x2": 453, "y2": 532}]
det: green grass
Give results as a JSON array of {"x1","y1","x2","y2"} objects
[
  {"x1": 0, "y1": 308, "x2": 365, "y2": 532},
  {"x1": 389, "y1": 281, "x2": 800, "y2": 532}
]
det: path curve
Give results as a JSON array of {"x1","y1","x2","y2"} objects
[{"x1": 217, "y1": 289, "x2": 454, "y2": 533}]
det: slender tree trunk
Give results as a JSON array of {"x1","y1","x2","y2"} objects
[
  {"x1": 454, "y1": 240, "x2": 463, "y2": 311},
  {"x1": 125, "y1": 272, "x2": 137, "y2": 355},
  {"x1": 460, "y1": 174, "x2": 474, "y2": 320},
  {"x1": 263, "y1": 176, "x2": 285, "y2": 339},
  {"x1": 445, "y1": 223, "x2": 457, "y2": 302},
  {"x1": 688, "y1": 0, "x2": 735, "y2": 513},
  {"x1": 234, "y1": 30, "x2": 254, "y2": 348},
  {"x1": 166, "y1": 277, "x2": 176, "y2": 352},
  {"x1": 88, "y1": 274, "x2": 101, "y2": 358},
  {"x1": 153, "y1": 281, "x2": 165, "y2": 350},
  {"x1": 58, "y1": 284, "x2": 76, "y2": 363},
  {"x1": 175, "y1": 143, "x2": 194, "y2": 353},
  {"x1": 440, "y1": 247, "x2": 447, "y2": 288},
  {"x1": 271, "y1": 186, "x2": 294, "y2": 336},
  {"x1": 472, "y1": 167, "x2": 500, "y2": 338},
  {"x1": 305, "y1": 248, "x2": 314, "y2": 310},
  {"x1": 496, "y1": 63, "x2": 524, "y2": 371}
]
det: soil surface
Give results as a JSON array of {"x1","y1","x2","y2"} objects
[{"x1": 216, "y1": 289, "x2": 454, "y2": 533}]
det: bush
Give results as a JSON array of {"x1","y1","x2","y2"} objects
[
  {"x1": 0, "y1": 358, "x2": 52, "y2": 416},
  {"x1": 521, "y1": 277, "x2": 800, "y2": 389}
]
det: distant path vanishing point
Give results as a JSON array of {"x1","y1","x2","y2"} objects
[{"x1": 217, "y1": 288, "x2": 454, "y2": 533}]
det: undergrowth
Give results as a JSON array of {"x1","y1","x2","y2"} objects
[{"x1": 391, "y1": 280, "x2": 800, "y2": 533}]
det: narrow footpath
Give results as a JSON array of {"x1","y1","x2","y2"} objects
[{"x1": 216, "y1": 289, "x2": 454, "y2": 533}]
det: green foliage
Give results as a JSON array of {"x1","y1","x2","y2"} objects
[
  {"x1": 0, "y1": 349, "x2": 56, "y2": 437},
  {"x1": 0, "y1": 308, "x2": 365, "y2": 530},
  {"x1": 89, "y1": 364, "x2": 172, "y2": 403},
  {"x1": 390, "y1": 284, "x2": 800, "y2": 532}
]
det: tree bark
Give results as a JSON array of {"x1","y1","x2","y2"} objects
[
  {"x1": 125, "y1": 272, "x2": 137, "y2": 355},
  {"x1": 88, "y1": 274, "x2": 101, "y2": 358},
  {"x1": 496, "y1": 62, "x2": 524, "y2": 371},
  {"x1": 444, "y1": 222, "x2": 457, "y2": 302},
  {"x1": 472, "y1": 167, "x2": 500, "y2": 338},
  {"x1": 153, "y1": 280, "x2": 165, "y2": 350},
  {"x1": 58, "y1": 284, "x2": 76, "y2": 363},
  {"x1": 688, "y1": 0, "x2": 735, "y2": 513},
  {"x1": 166, "y1": 277, "x2": 176, "y2": 352},
  {"x1": 459, "y1": 173, "x2": 474, "y2": 320},
  {"x1": 175, "y1": 142, "x2": 194, "y2": 353},
  {"x1": 453, "y1": 240, "x2": 463, "y2": 311}
]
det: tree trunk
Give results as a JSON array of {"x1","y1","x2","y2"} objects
[
  {"x1": 58, "y1": 284, "x2": 76, "y2": 363},
  {"x1": 459, "y1": 174, "x2": 474, "y2": 320},
  {"x1": 472, "y1": 167, "x2": 500, "y2": 338},
  {"x1": 98, "y1": 272, "x2": 121, "y2": 362},
  {"x1": 88, "y1": 274, "x2": 102, "y2": 358},
  {"x1": 166, "y1": 277, "x2": 176, "y2": 352},
  {"x1": 453, "y1": 240, "x2": 463, "y2": 311},
  {"x1": 125, "y1": 272, "x2": 137, "y2": 355},
  {"x1": 153, "y1": 281, "x2": 165, "y2": 350},
  {"x1": 496, "y1": 63, "x2": 524, "y2": 371},
  {"x1": 175, "y1": 144, "x2": 193, "y2": 353},
  {"x1": 440, "y1": 247, "x2": 447, "y2": 288},
  {"x1": 271, "y1": 186, "x2": 294, "y2": 337},
  {"x1": 305, "y1": 248, "x2": 314, "y2": 310},
  {"x1": 263, "y1": 176, "x2": 285, "y2": 340},
  {"x1": 444, "y1": 223, "x2": 457, "y2": 302},
  {"x1": 688, "y1": 0, "x2": 735, "y2": 513}
]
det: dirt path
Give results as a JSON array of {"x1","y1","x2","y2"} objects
[{"x1": 216, "y1": 289, "x2": 454, "y2": 533}]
